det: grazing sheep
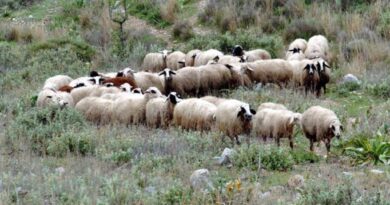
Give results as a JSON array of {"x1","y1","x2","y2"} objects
[
  {"x1": 116, "y1": 67, "x2": 135, "y2": 78},
  {"x1": 218, "y1": 55, "x2": 245, "y2": 64},
  {"x1": 286, "y1": 51, "x2": 306, "y2": 61},
  {"x1": 200, "y1": 96, "x2": 227, "y2": 106},
  {"x1": 257, "y1": 102, "x2": 287, "y2": 111},
  {"x1": 69, "y1": 76, "x2": 104, "y2": 87},
  {"x1": 232, "y1": 45, "x2": 245, "y2": 57},
  {"x1": 112, "y1": 87, "x2": 163, "y2": 125},
  {"x1": 102, "y1": 76, "x2": 138, "y2": 88},
  {"x1": 58, "y1": 83, "x2": 85, "y2": 93},
  {"x1": 142, "y1": 50, "x2": 171, "y2": 72},
  {"x1": 145, "y1": 92, "x2": 182, "y2": 128},
  {"x1": 215, "y1": 99, "x2": 256, "y2": 144},
  {"x1": 301, "y1": 106, "x2": 343, "y2": 153},
  {"x1": 252, "y1": 109, "x2": 301, "y2": 148},
  {"x1": 305, "y1": 35, "x2": 329, "y2": 60},
  {"x1": 167, "y1": 51, "x2": 186, "y2": 70},
  {"x1": 75, "y1": 97, "x2": 113, "y2": 124},
  {"x1": 185, "y1": 49, "x2": 201, "y2": 67},
  {"x1": 89, "y1": 86, "x2": 121, "y2": 97},
  {"x1": 134, "y1": 71, "x2": 165, "y2": 94},
  {"x1": 288, "y1": 59, "x2": 314, "y2": 87},
  {"x1": 37, "y1": 89, "x2": 74, "y2": 108},
  {"x1": 302, "y1": 63, "x2": 320, "y2": 96},
  {"x1": 287, "y1": 38, "x2": 308, "y2": 55},
  {"x1": 194, "y1": 49, "x2": 224, "y2": 66},
  {"x1": 241, "y1": 59, "x2": 293, "y2": 88},
  {"x1": 314, "y1": 58, "x2": 331, "y2": 94},
  {"x1": 159, "y1": 67, "x2": 200, "y2": 96},
  {"x1": 43, "y1": 75, "x2": 73, "y2": 90},
  {"x1": 70, "y1": 85, "x2": 99, "y2": 104},
  {"x1": 89, "y1": 70, "x2": 117, "y2": 78},
  {"x1": 173, "y1": 98, "x2": 217, "y2": 131},
  {"x1": 244, "y1": 49, "x2": 271, "y2": 62}
]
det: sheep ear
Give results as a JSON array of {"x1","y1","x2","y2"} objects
[
  {"x1": 90, "y1": 70, "x2": 99, "y2": 77},
  {"x1": 303, "y1": 64, "x2": 310, "y2": 70},
  {"x1": 237, "y1": 106, "x2": 244, "y2": 117},
  {"x1": 289, "y1": 116, "x2": 295, "y2": 124},
  {"x1": 169, "y1": 70, "x2": 177, "y2": 75},
  {"x1": 250, "y1": 109, "x2": 256, "y2": 115},
  {"x1": 116, "y1": 71, "x2": 124, "y2": 77},
  {"x1": 213, "y1": 56, "x2": 220, "y2": 62},
  {"x1": 191, "y1": 53, "x2": 197, "y2": 59},
  {"x1": 239, "y1": 56, "x2": 246, "y2": 62},
  {"x1": 158, "y1": 71, "x2": 166, "y2": 76},
  {"x1": 178, "y1": 61, "x2": 185, "y2": 66},
  {"x1": 324, "y1": 62, "x2": 331, "y2": 69},
  {"x1": 246, "y1": 65, "x2": 254, "y2": 72},
  {"x1": 224, "y1": 64, "x2": 233, "y2": 70}
]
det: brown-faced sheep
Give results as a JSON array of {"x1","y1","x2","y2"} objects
[
  {"x1": 159, "y1": 67, "x2": 200, "y2": 96},
  {"x1": 173, "y1": 98, "x2": 217, "y2": 131},
  {"x1": 305, "y1": 35, "x2": 329, "y2": 60},
  {"x1": 244, "y1": 49, "x2": 271, "y2": 62},
  {"x1": 43, "y1": 75, "x2": 73, "y2": 90},
  {"x1": 185, "y1": 49, "x2": 201, "y2": 67},
  {"x1": 112, "y1": 87, "x2": 163, "y2": 125},
  {"x1": 215, "y1": 99, "x2": 256, "y2": 144},
  {"x1": 142, "y1": 50, "x2": 171, "y2": 72},
  {"x1": 252, "y1": 108, "x2": 301, "y2": 149},
  {"x1": 58, "y1": 82, "x2": 85, "y2": 93},
  {"x1": 145, "y1": 92, "x2": 182, "y2": 128},
  {"x1": 194, "y1": 49, "x2": 224, "y2": 66},
  {"x1": 302, "y1": 63, "x2": 320, "y2": 96},
  {"x1": 134, "y1": 71, "x2": 165, "y2": 94},
  {"x1": 301, "y1": 106, "x2": 343, "y2": 153},
  {"x1": 167, "y1": 51, "x2": 186, "y2": 70},
  {"x1": 241, "y1": 59, "x2": 293, "y2": 88},
  {"x1": 257, "y1": 102, "x2": 288, "y2": 111},
  {"x1": 75, "y1": 97, "x2": 113, "y2": 124}
]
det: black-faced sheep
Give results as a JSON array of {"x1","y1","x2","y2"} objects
[
  {"x1": 287, "y1": 38, "x2": 307, "y2": 55},
  {"x1": 252, "y1": 108, "x2": 301, "y2": 149},
  {"x1": 215, "y1": 99, "x2": 256, "y2": 144},
  {"x1": 194, "y1": 49, "x2": 224, "y2": 66},
  {"x1": 301, "y1": 106, "x2": 343, "y2": 153},
  {"x1": 167, "y1": 51, "x2": 186, "y2": 70},
  {"x1": 173, "y1": 98, "x2": 217, "y2": 131},
  {"x1": 102, "y1": 76, "x2": 138, "y2": 89},
  {"x1": 185, "y1": 49, "x2": 202, "y2": 67},
  {"x1": 145, "y1": 92, "x2": 182, "y2": 128},
  {"x1": 302, "y1": 63, "x2": 320, "y2": 96},
  {"x1": 142, "y1": 50, "x2": 171, "y2": 72}
]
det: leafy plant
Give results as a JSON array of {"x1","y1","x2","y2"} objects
[{"x1": 343, "y1": 134, "x2": 390, "y2": 165}]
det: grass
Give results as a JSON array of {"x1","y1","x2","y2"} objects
[{"x1": 0, "y1": 0, "x2": 390, "y2": 204}]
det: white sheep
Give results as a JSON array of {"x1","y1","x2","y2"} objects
[
  {"x1": 142, "y1": 50, "x2": 171, "y2": 72},
  {"x1": 301, "y1": 106, "x2": 343, "y2": 153},
  {"x1": 145, "y1": 92, "x2": 182, "y2": 128},
  {"x1": 252, "y1": 108, "x2": 301, "y2": 148},
  {"x1": 173, "y1": 98, "x2": 217, "y2": 131},
  {"x1": 305, "y1": 35, "x2": 329, "y2": 60},
  {"x1": 43, "y1": 75, "x2": 73, "y2": 90},
  {"x1": 200, "y1": 96, "x2": 227, "y2": 106},
  {"x1": 288, "y1": 59, "x2": 314, "y2": 87},
  {"x1": 70, "y1": 85, "x2": 99, "y2": 104},
  {"x1": 215, "y1": 99, "x2": 256, "y2": 144},
  {"x1": 166, "y1": 51, "x2": 186, "y2": 70},
  {"x1": 134, "y1": 71, "x2": 165, "y2": 94},
  {"x1": 194, "y1": 49, "x2": 224, "y2": 66},
  {"x1": 37, "y1": 89, "x2": 74, "y2": 108},
  {"x1": 257, "y1": 102, "x2": 287, "y2": 111},
  {"x1": 244, "y1": 49, "x2": 271, "y2": 62},
  {"x1": 218, "y1": 55, "x2": 245, "y2": 64},
  {"x1": 75, "y1": 97, "x2": 114, "y2": 124},
  {"x1": 185, "y1": 49, "x2": 201, "y2": 67},
  {"x1": 286, "y1": 38, "x2": 308, "y2": 59},
  {"x1": 159, "y1": 67, "x2": 200, "y2": 96}
]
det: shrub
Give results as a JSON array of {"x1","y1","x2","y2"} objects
[
  {"x1": 6, "y1": 106, "x2": 95, "y2": 157},
  {"x1": 172, "y1": 20, "x2": 194, "y2": 41},
  {"x1": 366, "y1": 79, "x2": 390, "y2": 98},
  {"x1": 127, "y1": 0, "x2": 172, "y2": 28},
  {"x1": 283, "y1": 19, "x2": 325, "y2": 43},
  {"x1": 261, "y1": 148, "x2": 294, "y2": 171},
  {"x1": 336, "y1": 81, "x2": 361, "y2": 96},
  {"x1": 290, "y1": 148, "x2": 321, "y2": 164},
  {"x1": 159, "y1": 183, "x2": 192, "y2": 205}
]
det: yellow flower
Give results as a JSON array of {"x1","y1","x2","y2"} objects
[
  {"x1": 226, "y1": 181, "x2": 234, "y2": 193},
  {"x1": 235, "y1": 179, "x2": 241, "y2": 191}
]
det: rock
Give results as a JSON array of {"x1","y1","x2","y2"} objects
[
  {"x1": 342, "y1": 74, "x2": 360, "y2": 84},
  {"x1": 343, "y1": 171, "x2": 353, "y2": 176},
  {"x1": 190, "y1": 169, "x2": 214, "y2": 192},
  {"x1": 370, "y1": 169, "x2": 384, "y2": 174},
  {"x1": 259, "y1": 191, "x2": 271, "y2": 199},
  {"x1": 288, "y1": 175, "x2": 305, "y2": 189},
  {"x1": 28, "y1": 15, "x2": 33, "y2": 18},
  {"x1": 55, "y1": 167, "x2": 65, "y2": 175},
  {"x1": 215, "y1": 148, "x2": 236, "y2": 165}
]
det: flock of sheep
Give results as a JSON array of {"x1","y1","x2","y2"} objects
[{"x1": 36, "y1": 34, "x2": 343, "y2": 152}]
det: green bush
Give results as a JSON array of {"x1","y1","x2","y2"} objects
[
  {"x1": 6, "y1": 106, "x2": 95, "y2": 157},
  {"x1": 172, "y1": 20, "x2": 194, "y2": 41},
  {"x1": 290, "y1": 148, "x2": 321, "y2": 164},
  {"x1": 366, "y1": 80, "x2": 390, "y2": 98},
  {"x1": 127, "y1": 0, "x2": 171, "y2": 28},
  {"x1": 283, "y1": 19, "x2": 325, "y2": 43},
  {"x1": 0, "y1": 42, "x2": 26, "y2": 71},
  {"x1": 336, "y1": 81, "x2": 361, "y2": 96},
  {"x1": 159, "y1": 183, "x2": 192, "y2": 205},
  {"x1": 261, "y1": 148, "x2": 294, "y2": 171},
  {"x1": 186, "y1": 32, "x2": 283, "y2": 58}
]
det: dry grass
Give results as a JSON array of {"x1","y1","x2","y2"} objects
[{"x1": 160, "y1": 0, "x2": 178, "y2": 24}]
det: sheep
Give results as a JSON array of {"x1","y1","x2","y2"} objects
[
  {"x1": 100, "y1": 87, "x2": 142, "y2": 100},
  {"x1": 288, "y1": 59, "x2": 315, "y2": 87},
  {"x1": 69, "y1": 76, "x2": 104, "y2": 87},
  {"x1": 43, "y1": 75, "x2": 73, "y2": 90},
  {"x1": 142, "y1": 50, "x2": 171, "y2": 72},
  {"x1": 173, "y1": 98, "x2": 217, "y2": 131},
  {"x1": 244, "y1": 49, "x2": 271, "y2": 62},
  {"x1": 102, "y1": 76, "x2": 138, "y2": 88},
  {"x1": 37, "y1": 89, "x2": 74, "y2": 108},
  {"x1": 89, "y1": 70, "x2": 117, "y2": 78},
  {"x1": 257, "y1": 102, "x2": 287, "y2": 111},
  {"x1": 215, "y1": 99, "x2": 256, "y2": 144},
  {"x1": 185, "y1": 49, "x2": 201, "y2": 67},
  {"x1": 58, "y1": 82, "x2": 86, "y2": 93},
  {"x1": 218, "y1": 55, "x2": 246, "y2": 64},
  {"x1": 200, "y1": 96, "x2": 227, "y2": 106},
  {"x1": 301, "y1": 106, "x2": 343, "y2": 153},
  {"x1": 70, "y1": 85, "x2": 99, "y2": 104},
  {"x1": 112, "y1": 87, "x2": 163, "y2": 125},
  {"x1": 167, "y1": 51, "x2": 186, "y2": 70},
  {"x1": 305, "y1": 35, "x2": 329, "y2": 60},
  {"x1": 302, "y1": 63, "x2": 320, "y2": 96},
  {"x1": 232, "y1": 45, "x2": 245, "y2": 57},
  {"x1": 314, "y1": 58, "x2": 331, "y2": 95},
  {"x1": 116, "y1": 67, "x2": 135, "y2": 78},
  {"x1": 286, "y1": 51, "x2": 306, "y2": 61},
  {"x1": 134, "y1": 71, "x2": 165, "y2": 94},
  {"x1": 145, "y1": 92, "x2": 182, "y2": 128},
  {"x1": 194, "y1": 49, "x2": 224, "y2": 66},
  {"x1": 252, "y1": 109, "x2": 301, "y2": 149},
  {"x1": 75, "y1": 97, "x2": 114, "y2": 124},
  {"x1": 241, "y1": 59, "x2": 293, "y2": 88},
  {"x1": 287, "y1": 38, "x2": 308, "y2": 56},
  {"x1": 159, "y1": 67, "x2": 200, "y2": 96},
  {"x1": 89, "y1": 86, "x2": 121, "y2": 97}
]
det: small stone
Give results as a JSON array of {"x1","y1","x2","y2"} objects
[
  {"x1": 342, "y1": 74, "x2": 360, "y2": 84},
  {"x1": 55, "y1": 167, "x2": 65, "y2": 175},
  {"x1": 216, "y1": 148, "x2": 236, "y2": 165},
  {"x1": 190, "y1": 169, "x2": 214, "y2": 192},
  {"x1": 28, "y1": 15, "x2": 33, "y2": 18},
  {"x1": 370, "y1": 169, "x2": 384, "y2": 174},
  {"x1": 288, "y1": 175, "x2": 305, "y2": 189},
  {"x1": 259, "y1": 191, "x2": 271, "y2": 199},
  {"x1": 343, "y1": 171, "x2": 353, "y2": 176}
]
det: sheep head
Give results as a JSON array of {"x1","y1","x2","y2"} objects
[
  {"x1": 329, "y1": 120, "x2": 343, "y2": 139},
  {"x1": 303, "y1": 64, "x2": 316, "y2": 75},
  {"x1": 232, "y1": 45, "x2": 244, "y2": 56},
  {"x1": 237, "y1": 104, "x2": 256, "y2": 121},
  {"x1": 167, "y1": 92, "x2": 182, "y2": 104},
  {"x1": 158, "y1": 68, "x2": 176, "y2": 81}
]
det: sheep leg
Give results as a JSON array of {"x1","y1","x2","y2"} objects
[
  {"x1": 325, "y1": 138, "x2": 331, "y2": 153},
  {"x1": 309, "y1": 139, "x2": 314, "y2": 152},
  {"x1": 289, "y1": 136, "x2": 294, "y2": 149},
  {"x1": 235, "y1": 136, "x2": 241, "y2": 145},
  {"x1": 323, "y1": 85, "x2": 327, "y2": 94},
  {"x1": 276, "y1": 137, "x2": 280, "y2": 147},
  {"x1": 262, "y1": 135, "x2": 267, "y2": 142}
]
